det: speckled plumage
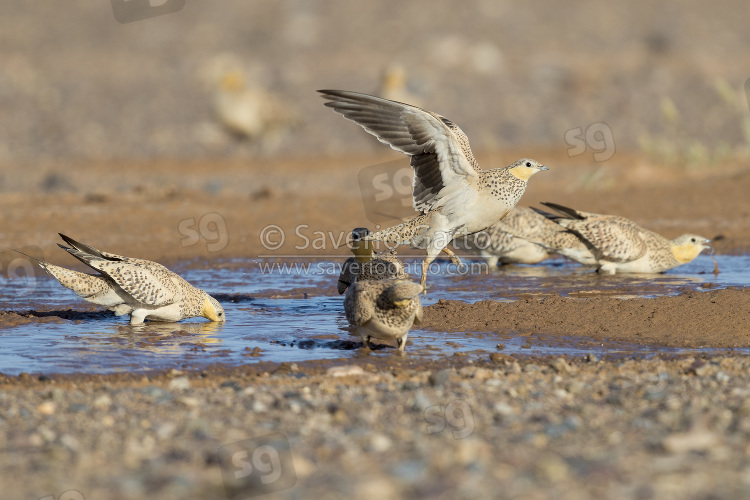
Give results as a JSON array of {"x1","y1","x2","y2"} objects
[
  {"x1": 30, "y1": 234, "x2": 225, "y2": 324},
  {"x1": 337, "y1": 249, "x2": 407, "y2": 294},
  {"x1": 319, "y1": 90, "x2": 547, "y2": 287},
  {"x1": 460, "y1": 207, "x2": 559, "y2": 266},
  {"x1": 344, "y1": 279, "x2": 424, "y2": 351},
  {"x1": 538, "y1": 203, "x2": 711, "y2": 274}
]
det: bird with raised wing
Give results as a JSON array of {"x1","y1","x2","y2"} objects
[
  {"x1": 24, "y1": 234, "x2": 225, "y2": 325},
  {"x1": 537, "y1": 202, "x2": 711, "y2": 274},
  {"x1": 319, "y1": 90, "x2": 548, "y2": 287}
]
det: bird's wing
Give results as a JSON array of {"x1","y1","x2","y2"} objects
[
  {"x1": 567, "y1": 218, "x2": 649, "y2": 262},
  {"x1": 57, "y1": 234, "x2": 178, "y2": 305},
  {"x1": 540, "y1": 202, "x2": 598, "y2": 220},
  {"x1": 319, "y1": 90, "x2": 480, "y2": 213},
  {"x1": 344, "y1": 285, "x2": 374, "y2": 326},
  {"x1": 58, "y1": 233, "x2": 132, "y2": 265},
  {"x1": 91, "y1": 260, "x2": 180, "y2": 306}
]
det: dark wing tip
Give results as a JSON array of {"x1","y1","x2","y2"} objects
[
  {"x1": 530, "y1": 206, "x2": 559, "y2": 220},
  {"x1": 539, "y1": 202, "x2": 583, "y2": 220}
]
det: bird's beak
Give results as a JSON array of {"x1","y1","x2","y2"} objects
[{"x1": 539, "y1": 166, "x2": 549, "y2": 171}]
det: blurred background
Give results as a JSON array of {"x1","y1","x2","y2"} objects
[
  {"x1": 1, "y1": 0, "x2": 750, "y2": 263},
  {"x1": 1, "y1": 0, "x2": 749, "y2": 171}
]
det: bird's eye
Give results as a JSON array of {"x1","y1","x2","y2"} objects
[
  {"x1": 525, "y1": 161, "x2": 532, "y2": 167},
  {"x1": 691, "y1": 238, "x2": 696, "y2": 243},
  {"x1": 219, "y1": 312, "x2": 223, "y2": 316}
]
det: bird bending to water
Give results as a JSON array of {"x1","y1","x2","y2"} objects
[
  {"x1": 22, "y1": 234, "x2": 225, "y2": 325},
  {"x1": 460, "y1": 206, "x2": 556, "y2": 266},
  {"x1": 537, "y1": 202, "x2": 711, "y2": 274}
]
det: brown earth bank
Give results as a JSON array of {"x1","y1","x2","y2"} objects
[
  {"x1": 1, "y1": 152, "x2": 750, "y2": 268},
  {"x1": 422, "y1": 288, "x2": 750, "y2": 349}
]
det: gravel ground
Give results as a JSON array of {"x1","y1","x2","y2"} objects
[{"x1": 2, "y1": 356, "x2": 750, "y2": 499}]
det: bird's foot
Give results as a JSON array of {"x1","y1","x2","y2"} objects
[{"x1": 396, "y1": 336, "x2": 408, "y2": 353}]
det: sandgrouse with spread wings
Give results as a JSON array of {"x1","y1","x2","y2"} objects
[{"x1": 319, "y1": 90, "x2": 548, "y2": 287}]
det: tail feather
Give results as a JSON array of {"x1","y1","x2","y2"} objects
[
  {"x1": 12, "y1": 248, "x2": 43, "y2": 265},
  {"x1": 13, "y1": 249, "x2": 92, "y2": 293}
]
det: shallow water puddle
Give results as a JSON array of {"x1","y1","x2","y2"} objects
[{"x1": 0, "y1": 254, "x2": 747, "y2": 375}]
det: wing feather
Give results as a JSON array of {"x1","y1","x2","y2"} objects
[
  {"x1": 57, "y1": 234, "x2": 179, "y2": 306},
  {"x1": 319, "y1": 90, "x2": 480, "y2": 213}
]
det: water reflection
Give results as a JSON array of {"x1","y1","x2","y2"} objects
[{"x1": 0, "y1": 254, "x2": 746, "y2": 375}]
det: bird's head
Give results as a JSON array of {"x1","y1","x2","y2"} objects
[
  {"x1": 201, "y1": 295, "x2": 226, "y2": 322},
  {"x1": 382, "y1": 65, "x2": 407, "y2": 92},
  {"x1": 508, "y1": 158, "x2": 548, "y2": 181},
  {"x1": 670, "y1": 234, "x2": 711, "y2": 264},
  {"x1": 349, "y1": 227, "x2": 375, "y2": 263},
  {"x1": 387, "y1": 280, "x2": 424, "y2": 308},
  {"x1": 220, "y1": 71, "x2": 245, "y2": 93}
]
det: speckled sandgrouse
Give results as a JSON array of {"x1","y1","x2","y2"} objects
[
  {"x1": 24, "y1": 234, "x2": 225, "y2": 325},
  {"x1": 319, "y1": 90, "x2": 548, "y2": 287},
  {"x1": 537, "y1": 202, "x2": 711, "y2": 274},
  {"x1": 459, "y1": 206, "x2": 557, "y2": 266},
  {"x1": 337, "y1": 228, "x2": 407, "y2": 294},
  {"x1": 344, "y1": 279, "x2": 423, "y2": 352}
]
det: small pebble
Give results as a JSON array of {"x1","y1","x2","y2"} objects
[
  {"x1": 428, "y1": 369, "x2": 451, "y2": 387},
  {"x1": 168, "y1": 376, "x2": 191, "y2": 391},
  {"x1": 327, "y1": 365, "x2": 365, "y2": 377}
]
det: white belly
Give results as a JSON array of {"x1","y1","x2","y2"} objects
[{"x1": 358, "y1": 318, "x2": 411, "y2": 341}]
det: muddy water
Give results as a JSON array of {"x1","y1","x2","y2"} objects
[{"x1": 0, "y1": 254, "x2": 747, "y2": 375}]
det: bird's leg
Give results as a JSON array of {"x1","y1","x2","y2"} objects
[
  {"x1": 441, "y1": 247, "x2": 463, "y2": 267},
  {"x1": 420, "y1": 260, "x2": 429, "y2": 290},
  {"x1": 420, "y1": 246, "x2": 442, "y2": 293},
  {"x1": 129, "y1": 310, "x2": 147, "y2": 325},
  {"x1": 361, "y1": 335, "x2": 372, "y2": 350},
  {"x1": 397, "y1": 334, "x2": 408, "y2": 352}
]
